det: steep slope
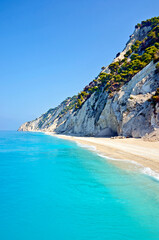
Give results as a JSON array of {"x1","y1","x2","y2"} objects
[
  {"x1": 18, "y1": 96, "x2": 77, "y2": 132},
  {"x1": 19, "y1": 17, "x2": 159, "y2": 138}
]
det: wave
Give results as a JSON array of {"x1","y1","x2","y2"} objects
[
  {"x1": 97, "y1": 153, "x2": 141, "y2": 165},
  {"x1": 141, "y1": 167, "x2": 159, "y2": 181},
  {"x1": 46, "y1": 134, "x2": 159, "y2": 182},
  {"x1": 99, "y1": 153, "x2": 159, "y2": 181},
  {"x1": 76, "y1": 142, "x2": 97, "y2": 151},
  {"x1": 76, "y1": 142, "x2": 159, "y2": 181}
]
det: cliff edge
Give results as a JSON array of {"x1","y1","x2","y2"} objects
[{"x1": 19, "y1": 17, "x2": 159, "y2": 139}]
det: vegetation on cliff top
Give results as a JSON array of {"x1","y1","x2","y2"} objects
[
  {"x1": 55, "y1": 16, "x2": 159, "y2": 116},
  {"x1": 74, "y1": 16, "x2": 159, "y2": 109}
]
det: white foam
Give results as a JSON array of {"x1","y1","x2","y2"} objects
[
  {"x1": 76, "y1": 142, "x2": 141, "y2": 166},
  {"x1": 97, "y1": 153, "x2": 141, "y2": 166},
  {"x1": 76, "y1": 142, "x2": 97, "y2": 151},
  {"x1": 141, "y1": 167, "x2": 159, "y2": 181},
  {"x1": 76, "y1": 142, "x2": 159, "y2": 182},
  {"x1": 47, "y1": 133, "x2": 159, "y2": 182},
  {"x1": 98, "y1": 153, "x2": 159, "y2": 181}
]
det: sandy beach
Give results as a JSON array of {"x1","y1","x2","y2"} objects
[{"x1": 46, "y1": 133, "x2": 159, "y2": 174}]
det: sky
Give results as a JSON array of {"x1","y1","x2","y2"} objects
[{"x1": 0, "y1": 0, "x2": 159, "y2": 130}]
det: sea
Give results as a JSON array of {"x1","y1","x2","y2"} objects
[{"x1": 0, "y1": 131, "x2": 159, "y2": 240}]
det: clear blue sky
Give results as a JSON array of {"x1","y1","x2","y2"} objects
[{"x1": 0, "y1": 0, "x2": 159, "y2": 130}]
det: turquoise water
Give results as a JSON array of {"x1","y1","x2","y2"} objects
[{"x1": 0, "y1": 131, "x2": 159, "y2": 240}]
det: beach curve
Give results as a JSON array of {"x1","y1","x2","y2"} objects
[{"x1": 45, "y1": 132, "x2": 159, "y2": 179}]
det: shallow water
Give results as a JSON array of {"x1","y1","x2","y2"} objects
[{"x1": 0, "y1": 131, "x2": 159, "y2": 240}]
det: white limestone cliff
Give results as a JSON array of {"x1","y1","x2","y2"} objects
[{"x1": 18, "y1": 24, "x2": 159, "y2": 138}]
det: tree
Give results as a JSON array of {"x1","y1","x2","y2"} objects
[
  {"x1": 131, "y1": 40, "x2": 141, "y2": 52},
  {"x1": 109, "y1": 62, "x2": 119, "y2": 74},
  {"x1": 124, "y1": 49, "x2": 132, "y2": 58},
  {"x1": 145, "y1": 46, "x2": 157, "y2": 57},
  {"x1": 130, "y1": 53, "x2": 140, "y2": 61},
  {"x1": 141, "y1": 53, "x2": 152, "y2": 63}
]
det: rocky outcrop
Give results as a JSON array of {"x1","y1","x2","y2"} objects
[
  {"x1": 18, "y1": 20, "x2": 159, "y2": 138},
  {"x1": 18, "y1": 97, "x2": 77, "y2": 132},
  {"x1": 19, "y1": 61, "x2": 159, "y2": 137}
]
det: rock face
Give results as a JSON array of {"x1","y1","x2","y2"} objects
[{"x1": 18, "y1": 22, "x2": 159, "y2": 138}]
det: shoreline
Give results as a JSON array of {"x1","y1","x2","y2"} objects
[{"x1": 45, "y1": 132, "x2": 159, "y2": 178}]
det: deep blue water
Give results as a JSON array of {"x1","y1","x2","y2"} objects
[{"x1": 0, "y1": 131, "x2": 159, "y2": 240}]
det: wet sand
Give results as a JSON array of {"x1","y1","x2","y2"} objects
[{"x1": 46, "y1": 133, "x2": 159, "y2": 174}]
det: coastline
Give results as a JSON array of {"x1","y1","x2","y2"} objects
[{"x1": 45, "y1": 132, "x2": 159, "y2": 177}]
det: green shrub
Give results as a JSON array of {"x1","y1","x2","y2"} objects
[
  {"x1": 145, "y1": 46, "x2": 157, "y2": 57},
  {"x1": 77, "y1": 99, "x2": 82, "y2": 106},
  {"x1": 152, "y1": 95, "x2": 159, "y2": 102},
  {"x1": 109, "y1": 62, "x2": 119, "y2": 74},
  {"x1": 74, "y1": 16, "x2": 159, "y2": 111},
  {"x1": 135, "y1": 23, "x2": 141, "y2": 28},
  {"x1": 141, "y1": 17, "x2": 159, "y2": 28},
  {"x1": 130, "y1": 53, "x2": 140, "y2": 61},
  {"x1": 155, "y1": 42, "x2": 159, "y2": 49},
  {"x1": 148, "y1": 31, "x2": 156, "y2": 39},
  {"x1": 141, "y1": 53, "x2": 152, "y2": 63},
  {"x1": 81, "y1": 91, "x2": 88, "y2": 97},
  {"x1": 115, "y1": 75, "x2": 122, "y2": 81},
  {"x1": 152, "y1": 88, "x2": 159, "y2": 104},
  {"x1": 124, "y1": 49, "x2": 132, "y2": 57},
  {"x1": 155, "y1": 62, "x2": 159, "y2": 73},
  {"x1": 131, "y1": 40, "x2": 141, "y2": 52},
  {"x1": 154, "y1": 51, "x2": 159, "y2": 63}
]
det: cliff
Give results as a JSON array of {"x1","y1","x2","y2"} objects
[{"x1": 18, "y1": 17, "x2": 159, "y2": 138}]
